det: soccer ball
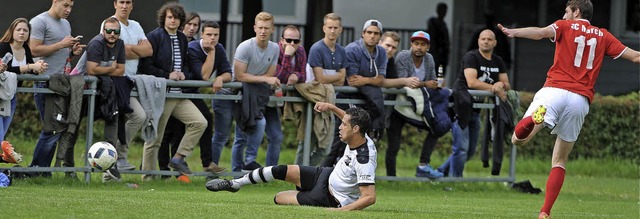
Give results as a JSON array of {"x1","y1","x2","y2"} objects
[{"x1": 87, "y1": 141, "x2": 117, "y2": 171}]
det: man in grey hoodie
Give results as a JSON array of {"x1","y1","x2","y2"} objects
[{"x1": 320, "y1": 19, "x2": 387, "y2": 167}]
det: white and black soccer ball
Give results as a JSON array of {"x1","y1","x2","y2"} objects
[{"x1": 87, "y1": 141, "x2": 117, "y2": 171}]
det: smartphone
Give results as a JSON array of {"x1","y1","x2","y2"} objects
[{"x1": 1, "y1": 53, "x2": 12, "y2": 64}]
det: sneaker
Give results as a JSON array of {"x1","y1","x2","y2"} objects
[
  {"x1": 204, "y1": 162, "x2": 227, "y2": 174},
  {"x1": 102, "y1": 168, "x2": 122, "y2": 183},
  {"x1": 116, "y1": 159, "x2": 136, "y2": 170},
  {"x1": 169, "y1": 158, "x2": 193, "y2": 175},
  {"x1": 205, "y1": 179, "x2": 239, "y2": 192},
  {"x1": 1, "y1": 141, "x2": 22, "y2": 164},
  {"x1": 415, "y1": 164, "x2": 444, "y2": 179},
  {"x1": 532, "y1": 105, "x2": 547, "y2": 125},
  {"x1": 538, "y1": 212, "x2": 550, "y2": 219},
  {"x1": 241, "y1": 161, "x2": 262, "y2": 173}
]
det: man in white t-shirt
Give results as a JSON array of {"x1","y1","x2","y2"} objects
[
  {"x1": 207, "y1": 102, "x2": 377, "y2": 211},
  {"x1": 107, "y1": 0, "x2": 152, "y2": 172}
]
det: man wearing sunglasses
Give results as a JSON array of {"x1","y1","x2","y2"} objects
[
  {"x1": 86, "y1": 17, "x2": 125, "y2": 77},
  {"x1": 54, "y1": 17, "x2": 127, "y2": 182},
  {"x1": 276, "y1": 25, "x2": 306, "y2": 85}
]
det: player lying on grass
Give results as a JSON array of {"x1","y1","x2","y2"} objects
[{"x1": 206, "y1": 102, "x2": 377, "y2": 211}]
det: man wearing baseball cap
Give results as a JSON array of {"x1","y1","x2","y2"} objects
[
  {"x1": 385, "y1": 30, "x2": 445, "y2": 179},
  {"x1": 320, "y1": 19, "x2": 388, "y2": 167}
]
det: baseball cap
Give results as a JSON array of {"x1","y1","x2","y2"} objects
[
  {"x1": 410, "y1": 31, "x2": 430, "y2": 44},
  {"x1": 363, "y1": 19, "x2": 383, "y2": 32}
]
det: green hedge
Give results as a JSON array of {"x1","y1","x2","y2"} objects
[{"x1": 7, "y1": 85, "x2": 638, "y2": 162}]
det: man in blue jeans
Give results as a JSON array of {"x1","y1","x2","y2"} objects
[
  {"x1": 230, "y1": 12, "x2": 280, "y2": 172},
  {"x1": 187, "y1": 20, "x2": 232, "y2": 173},
  {"x1": 29, "y1": 0, "x2": 84, "y2": 175},
  {"x1": 438, "y1": 29, "x2": 510, "y2": 177}
]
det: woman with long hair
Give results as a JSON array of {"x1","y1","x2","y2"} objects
[{"x1": 0, "y1": 18, "x2": 48, "y2": 141}]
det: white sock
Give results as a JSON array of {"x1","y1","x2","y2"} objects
[{"x1": 233, "y1": 166, "x2": 274, "y2": 187}]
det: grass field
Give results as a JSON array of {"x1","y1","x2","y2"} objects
[{"x1": 1, "y1": 138, "x2": 638, "y2": 218}]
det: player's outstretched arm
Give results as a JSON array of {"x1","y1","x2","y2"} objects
[
  {"x1": 497, "y1": 23, "x2": 554, "y2": 40},
  {"x1": 620, "y1": 48, "x2": 640, "y2": 64}
]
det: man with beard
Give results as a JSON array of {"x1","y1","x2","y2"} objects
[
  {"x1": 207, "y1": 103, "x2": 376, "y2": 211},
  {"x1": 438, "y1": 29, "x2": 510, "y2": 178},
  {"x1": 55, "y1": 16, "x2": 126, "y2": 182},
  {"x1": 385, "y1": 31, "x2": 443, "y2": 179}
]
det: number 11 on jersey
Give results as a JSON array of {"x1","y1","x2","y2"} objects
[{"x1": 574, "y1": 35, "x2": 597, "y2": 69}]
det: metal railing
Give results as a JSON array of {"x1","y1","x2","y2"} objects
[{"x1": 8, "y1": 75, "x2": 516, "y2": 184}]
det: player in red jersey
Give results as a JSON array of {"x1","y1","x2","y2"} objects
[{"x1": 497, "y1": 0, "x2": 640, "y2": 218}]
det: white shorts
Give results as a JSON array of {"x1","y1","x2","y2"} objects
[{"x1": 524, "y1": 87, "x2": 589, "y2": 142}]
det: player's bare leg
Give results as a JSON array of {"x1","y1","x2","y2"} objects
[{"x1": 540, "y1": 137, "x2": 574, "y2": 218}]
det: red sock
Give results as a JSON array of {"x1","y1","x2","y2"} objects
[
  {"x1": 514, "y1": 116, "x2": 535, "y2": 139},
  {"x1": 541, "y1": 166, "x2": 566, "y2": 216}
]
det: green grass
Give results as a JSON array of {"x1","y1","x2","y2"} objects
[{"x1": 1, "y1": 138, "x2": 639, "y2": 218}]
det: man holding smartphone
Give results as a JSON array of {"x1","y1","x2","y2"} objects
[{"x1": 28, "y1": 0, "x2": 85, "y2": 176}]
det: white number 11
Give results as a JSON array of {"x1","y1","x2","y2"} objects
[{"x1": 573, "y1": 36, "x2": 597, "y2": 69}]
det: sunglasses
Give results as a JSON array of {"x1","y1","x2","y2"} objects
[
  {"x1": 104, "y1": 28, "x2": 121, "y2": 35},
  {"x1": 283, "y1": 38, "x2": 300, "y2": 44}
]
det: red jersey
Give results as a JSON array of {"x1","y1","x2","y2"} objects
[{"x1": 545, "y1": 19, "x2": 627, "y2": 102}]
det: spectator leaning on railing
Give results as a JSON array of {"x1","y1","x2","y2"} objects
[
  {"x1": 28, "y1": 0, "x2": 85, "y2": 176},
  {"x1": 137, "y1": 2, "x2": 207, "y2": 180},
  {"x1": 291, "y1": 13, "x2": 346, "y2": 166},
  {"x1": 321, "y1": 19, "x2": 387, "y2": 167},
  {"x1": 230, "y1": 12, "x2": 280, "y2": 173},
  {"x1": 187, "y1": 20, "x2": 232, "y2": 175},
  {"x1": 438, "y1": 29, "x2": 510, "y2": 178},
  {"x1": 0, "y1": 18, "x2": 48, "y2": 142}
]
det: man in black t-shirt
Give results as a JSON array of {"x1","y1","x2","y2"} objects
[
  {"x1": 56, "y1": 17, "x2": 127, "y2": 182},
  {"x1": 438, "y1": 29, "x2": 510, "y2": 177}
]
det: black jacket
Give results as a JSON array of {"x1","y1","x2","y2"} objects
[
  {"x1": 233, "y1": 82, "x2": 270, "y2": 133},
  {"x1": 452, "y1": 86, "x2": 473, "y2": 129},
  {"x1": 138, "y1": 27, "x2": 191, "y2": 80}
]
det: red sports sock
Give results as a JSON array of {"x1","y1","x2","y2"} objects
[
  {"x1": 514, "y1": 116, "x2": 535, "y2": 139},
  {"x1": 540, "y1": 166, "x2": 566, "y2": 216}
]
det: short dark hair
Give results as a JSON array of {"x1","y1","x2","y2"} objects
[
  {"x1": 567, "y1": 0, "x2": 593, "y2": 20},
  {"x1": 281, "y1": 25, "x2": 300, "y2": 38},
  {"x1": 201, "y1": 20, "x2": 220, "y2": 32},
  {"x1": 345, "y1": 107, "x2": 371, "y2": 137},
  {"x1": 157, "y1": 2, "x2": 186, "y2": 29}
]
